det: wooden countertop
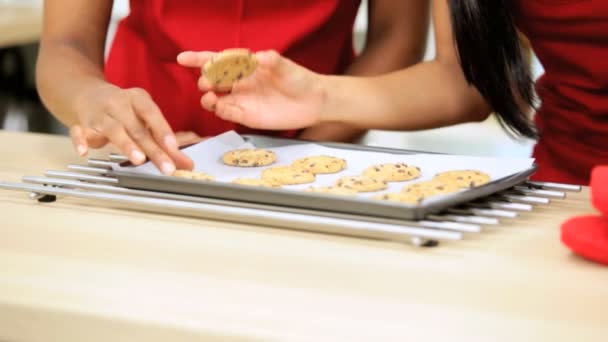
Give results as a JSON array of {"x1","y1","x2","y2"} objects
[
  {"x1": 0, "y1": 130, "x2": 606, "y2": 342},
  {"x1": 0, "y1": 4, "x2": 42, "y2": 48}
]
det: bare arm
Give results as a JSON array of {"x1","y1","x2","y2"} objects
[
  {"x1": 36, "y1": 0, "x2": 112, "y2": 126},
  {"x1": 179, "y1": 0, "x2": 490, "y2": 133},
  {"x1": 299, "y1": 0, "x2": 431, "y2": 142},
  {"x1": 321, "y1": 0, "x2": 490, "y2": 129},
  {"x1": 36, "y1": 0, "x2": 192, "y2": 173}
]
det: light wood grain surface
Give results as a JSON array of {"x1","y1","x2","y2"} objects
[
  {"x1": 0, "y1": 4, "x2": 42, "y2": 47},
  {"x1": 0, "y1": 130, "x2": 606, "y2": 342}
]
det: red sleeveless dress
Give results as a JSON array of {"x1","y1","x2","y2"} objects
[
  {"x1": 105, "y1": 0, "x2": 361, "y2": 139},
  {"x1": 513, "y1": 0, "x2": 608, "y2": 185}
]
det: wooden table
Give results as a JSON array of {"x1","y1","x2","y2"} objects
[
  {"x1": 0, "y1": 130, "x2": 606, "y2": 342},
  {"x1": 0, "y1": 4, "x2": 42, "y2": 48}
]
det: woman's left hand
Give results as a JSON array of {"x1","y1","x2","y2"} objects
[{"x1": 177, "y1": 50, "x2": 326, "y2": 131}]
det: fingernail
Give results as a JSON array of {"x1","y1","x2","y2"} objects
[
  {"x1": 165, "y1": 135, "x2": 178, "y2": 149},
  {"x1": 77, "y1": 145, "x2": 87, "y2": 156},
  {"x1": 131, "y1": 150, "x2": 146, "y2": 163},
  {"x1": 161, "y1": 162, "x2": 176, "y2": 175}
]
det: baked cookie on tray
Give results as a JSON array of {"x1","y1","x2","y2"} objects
[
  {"x1": 372, "y1": 192, "x2": 424, "y2": 205},
  {"x1": 335, "y1": 176, "x2": 387, "y2": 192},
  {"x1": 203, "y1": 48, "x2": 258, "y2": 92},
  {"x1": 173, "y1": 170, "x2": 215, "y2": 181},
  {"x1": 262, "y1": 166, "x2": 315, "y2": 185},
  {"x1": 291, "y1": 155, "x2": 347, "y2": 174},
  {"x1": 402, "y1": 180, "x2": 460, "y2": 198},
  {"x1": 363, "y1": 163, "x2": 421, "y2": 182},
  {"x1": 304, "y1": 186, "x2": 358, "y2": 196},
  {"x1": 433, "y1": 170, "x2": 491, "y2": 188},
  {"x1": 222, "y1": 148, "x2": 277, "y2": 167},
  {"x1": 231, "y1": 178, "x2": 281, "y2": 188}
]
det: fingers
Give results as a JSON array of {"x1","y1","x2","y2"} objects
[
  {"x1": 69, "y1": 125, "x2": 88, "y2": 156},
  {"x1": 128, "y1": 88, "x2": 177, "y2": 150},
  {"x1": 212, "y1": 96, "x2": 251, "y2": 127},
  {"x1": 127, "y1": 88, "x2": 194, "y2": 171},
  {"x1": 82, "y1": 127, "x2": 109, "y2": 148},
  {"x1": 197, "y1": 75, "x2": 213, "y2": 92},
  {"x1": 177, "y1": 51, "x2": 217, "y2": 68},
  {"x1": 255, "y1": 49, "x2": 294, "y2": 74},
  {"x1": 201, "y1": 91, "x2": 256, "y2": 128},
  {"x1": 101, "y1": 90, "x2": 173, "y2": 174},
  {"x1": 100, "y1": 116, "x2": 147, "y2": 166},
  {"x1": 201, "y1": 92, "x2": 219, "y2": 112}
]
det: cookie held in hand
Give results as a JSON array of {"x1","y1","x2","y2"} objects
[{"x1": 203, "y1": 48, "x2": 258, "y2": 92}]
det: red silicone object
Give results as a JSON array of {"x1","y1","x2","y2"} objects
[
  {"x1": 561, "y1": 215, "x2": 608, "y2": 265},
  {"x1": 591, "y1": 166, "x2": 608, "y2": 215}
]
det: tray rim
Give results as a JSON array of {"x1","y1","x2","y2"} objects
[{"x1": 111, "y1": 134, "x2": 537, "y2": 221}]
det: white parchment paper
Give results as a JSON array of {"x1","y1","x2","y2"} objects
[{"x1": 114, "y1": 131, "x2": 535, "y2": 197}]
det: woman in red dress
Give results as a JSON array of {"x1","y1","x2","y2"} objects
[
  {"x1": 192, "y1": 0, "x2": 608, "y2": 186},
  {"x1": 36, "y1": 1, "x2": 429, "y2": 174}
]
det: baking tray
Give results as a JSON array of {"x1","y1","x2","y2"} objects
[{"x1": 111, "y1": 135, "x2": 538, "y2": 221}]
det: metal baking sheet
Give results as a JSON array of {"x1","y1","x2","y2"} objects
[{"x1": 111, "y1": 134, "x2": 537, "y2": 220}]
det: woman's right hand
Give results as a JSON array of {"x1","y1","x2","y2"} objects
[{"x1": 69, "y1": 83, "x2": 193, "y2": 174}]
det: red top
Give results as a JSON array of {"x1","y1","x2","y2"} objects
[
  {"x1": 513, "y1": 0, "x2": 608, "y2": 185},
  {"x1": 105, "y1": 0, "x2": 361, "y2": 139}
]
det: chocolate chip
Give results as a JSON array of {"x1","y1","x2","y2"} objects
[{"x1": 237, "y1": 72, "x2": 243, "y2": 80}]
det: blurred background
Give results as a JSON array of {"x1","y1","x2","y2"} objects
[{"x1": 0, "y1": 0, "x2": 540, "y2": 157}]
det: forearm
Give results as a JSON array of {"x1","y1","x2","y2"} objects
[
  {"x1": 36, "y1": 41, "x2": 109, "y2": 127},
  {"x1": 320, "y1": 60, "x2": 491, "y2": 130},
  {"x1": 299, "y1": 26, "x2": 425, "y2": 141},
  {"x1": 299, "y1": 0, "x2": 430, "y2": 142}
]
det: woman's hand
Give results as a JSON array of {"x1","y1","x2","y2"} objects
[
  {"x1": 177, "y1": 50, "x2": 326, "y2": 130},
  {"x1": 69, "y1": 84, "x2": 193, "y2": 174}
]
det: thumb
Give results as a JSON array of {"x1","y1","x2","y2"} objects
[
  {"x1": 69, "y1": 125, "x2": 89, "y2": 156},
  {"x1": 177, "y1": 51, "x2": 217, "y2": 68},
  {"x1": 255, "y1": 50, "x2": 299, "y2": 76}
]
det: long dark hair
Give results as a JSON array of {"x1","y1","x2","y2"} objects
[{"x1": 448, "y1": 0, "x2": 538, "y2": 139}]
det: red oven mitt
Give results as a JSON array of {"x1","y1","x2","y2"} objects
[
  {"x1": 560, "y1": 166, "x2": 608, "y2": 265},
  {"x1": 591, "y1": 166, "x2": 608, "y2": 216}
]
